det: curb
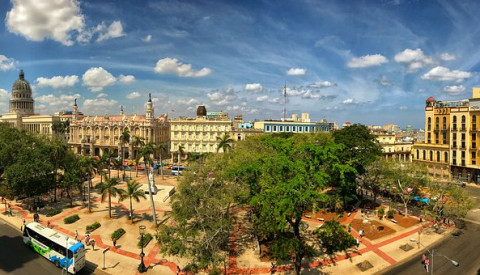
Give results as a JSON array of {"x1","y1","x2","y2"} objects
[{"x1": 0, "y1": 213, "x2": 22, "y2": 233}]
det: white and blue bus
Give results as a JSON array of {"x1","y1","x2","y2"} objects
[
  {"x1": 23, "y1": 222, "x2": 86, "y2": 274},
  {"x1": 171, "y1": 166, "x2": 186, "y2": 176}
]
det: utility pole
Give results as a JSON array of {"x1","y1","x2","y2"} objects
[{"x1": 283, "y1": 83, "x2": 287, "y2": 120}]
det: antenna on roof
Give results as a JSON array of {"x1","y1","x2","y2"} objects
[{"x1": 283, "y1": 83, "x2": 287, "y2": 120}]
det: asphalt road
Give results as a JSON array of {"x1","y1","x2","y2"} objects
[
  {"x1": 0, "y1": 219, "x2": 102, "y2": 275},
  {"x1": 383, "y1": 185, "x2": 480, "y2": 275}
]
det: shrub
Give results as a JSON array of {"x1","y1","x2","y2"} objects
[
  {"x1": 111, "y1": 228, "x2": 125, "y2": 240},
  {"x1": 46, "y1": 208, "x2": 61, "y2": 217},
  {"x1": 387, "y1": 209, "x2": 395, "y2": 219},
  {"x1": 64, "y1": 214, "x2": 80, "y2": 224},
  {"x1": 86, "y1": 222, "x2": 101, "y2": 232},
  {"x1": 138, "y1": 233, "x2": 152, "y2": 248},
  {"x1": 377, "y1": 207, "x2": 385, "y2": 219}
]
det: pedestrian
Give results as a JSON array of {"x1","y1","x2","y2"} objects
[
  {"x1": 356, "y1": 238, "x2": 360, "y2": 248},
  {"x1": 75, "y1": 230, "x2": 78, "y2": 241},
  {"x1": 421, "y1": 253, "x2": 426, "y2": 265},
  {"x1": 359, "y1": 229, "x2": 364, "y2": 238},
  {"x1": 8, "y1": 205, "x2": 12, "y2": 216},
  {"x1": 85, "y1": 234, "x2": 90, "y2": 245},
  {"x1": 113, "y1": 238, "x2": 117, "y2": 248},
  {"x1": 91, "y1": 239, "x2": 96, "y2": 251},
  {"x1": 425, "y1": 258, "x2": 430, "y2": 272},
  {"x1": 176, "y1": 265, "x2": 180, "y2": 275},
  {"x1": 270, "y1": 262, "x2": 275, "y2": 274},
  {"x1": 348, "y1": 223, "x2": 351, "y2": 232}
]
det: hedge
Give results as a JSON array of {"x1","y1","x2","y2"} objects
[
  {"x1": 64, "y1": 214, "x2": 80, "y2": 224},
  {"x1": 111, "y1": 228, "x2": 125, "y2": 240},
  {"x1": 46, "y1": 208, "x2": 61, "y2": 217},
  {"x1": 138, "y1": 233, "x2": 152, "y2": 248},
  {"x1": 86, "y1": 221, "x2": 101, "y2": 232}
]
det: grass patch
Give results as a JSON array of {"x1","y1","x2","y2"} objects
[
  {"x1": 138, "y1": 233, "x2": 152, "y2": 248},
  {"x1": 46, "y1": 208, "x2": 61, "y2": 217},
  {"x1": 64, "y1": 214, "x2": 80, "y2": 224},
  {"x1": 86, "y1": 221, "x2": 101, "y2": 232},
  {"x1": 111, "y1": 228, "x2": 125, "y2": 240}
]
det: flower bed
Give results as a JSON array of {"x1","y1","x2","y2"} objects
[
  {"x1": 111, "y1": 228, "x2": 125, "y2": 240},
  {"x1": 64, "y1": 214, "x2": 80, "y2": 224},
  {"x1": 86, "y1": 221, "x2": 101, "y2": 232}
]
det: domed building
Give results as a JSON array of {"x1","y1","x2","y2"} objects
[{"x1": 0, "y1": 70, "x2": 60, "y2": 134}]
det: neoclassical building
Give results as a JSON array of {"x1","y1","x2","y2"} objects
[
  {"x1": 68, "y1": 94, "x2": 170, "y2": 159},
  {"x1": 0, "y1": 70, "x2": 60, "y2": 134}
]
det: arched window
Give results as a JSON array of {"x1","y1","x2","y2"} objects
[{"x1": 430, "y1": 151, "x2": 433, "y2": 161}]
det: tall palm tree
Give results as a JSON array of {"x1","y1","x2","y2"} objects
[
  {"x1": 139, "y1": 142, "x2": 157, "y2": 226},
  {"x1": 119, "y1": 179, "x2": 146, "y2": 222},
  {"x1": 216, "y1": 134, "x2": 234, "y2": 153},
  {"x1": 79, "y1": 155, "x2": 97, "y2": 213},
  {"x1": 101, "y1": 148, "x2": 114, "y2": 180},
  {"x1": 177, "y1": 145, "x2": 185, "y2": 179},
  {"x1": 98, "y1": 177, "x2": 123, "y2": 218},
  {"x1": 156, "y1": 143, "x2": 166, "y2": 178},
  {"x1": 119, "y1": 129, "x2": 131, "y2": 180},
  {"x1": 49, "y1": 136, "x2": 67, "y2": 202},
  {"x1": 131, "y1": 136, "x2": 145, "y2": 177}
]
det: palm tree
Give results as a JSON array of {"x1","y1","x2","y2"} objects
[
  {"x1": 79, "y1": 155, "x2": 97, "y2": 213},
  {"x1": 156, "y1": 143, "x2": 166, "y2": 178},
  {"x1": 119, "y1": 129, "x2": 131, "y2": 180},
  {"x1": 139, "y1": 142, "x2": 157, "y2": 226},
  {"x1": 216, "y1": 134, "x2": 234, "y2": 153},
  {"x1": 131, "y1": 136, "x2": 145, "y2": 177},
  {"x1": 98, "y1": 177, "x2": 123, "y2": 218},
  {"x1": 49, "y1": 137, "x2": 67, "y2": 202},
  {"x1": 101, "y1": 148, "x2": 114, "y2": 180},
  {"x1": 119, "y1": 179, "x2": 146, "y2": 222},
  {"x1": 176, "y1": 145, "x2": 185, "y2": 179}
]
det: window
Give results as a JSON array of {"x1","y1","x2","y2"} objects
[
  {"x1": 427, "y1": 117, "x2": 431, "y2": 131},
  {"x1": 437, "y1": 151, "x2": 440, "y2": 161},
  {"x1": 299, "y1": 127, "x2": 303, "y2": 132},
  {"x1": 444, "y1": 152, "x2": 448, "y2": 163},
  {"x1": 453, "y1": 116, "x2": 457, "y2": 130},
  {"x1": 442, "y1": 132, "x2": 447, "y2": 144},
  {"x1": 423, "y1": 150, "x2": 426, "y2": 160},
  {"x1": 472, "y1": 152, "x2": 476, "y2": 165},
  {"x1": 443, "y1": 117, "x2": 447, "y2": 129},
  {"x1": 279, "y1": 126, "x2": 283, "y2": 132},
  {"x1": 473, "y1": 115, "x2": 477, "y2": 130},
  {"x1": 435, "y1": 133, "x2": 439, "y2": 144},
  {"x1": 462, "y1": 115, "x2": 466, "y2": 130},
  {"x1": 430, "y1": 151, "x2": 433, "y2": 161},
  {"x1": 292, "y1": 126, "x2": 296, "y2": 131},
  {"x1": 266, "y1": 125, "x2": 270, "y2": 132},
  {"x1": 416, "y1": 149, "x2": 419, "y2": 159},
  {"x1": 286, "y1": 126, "x2": 290, "y2": 132},
  {"x1": 435, "y1": 117, "x2": 439, "y2": 129},
  {"x1": 427, "y1": 133, "x2": 431, "y2": 143},
  {"x1": 273, "y1": 126, "x2": 277, "y2": 132}
]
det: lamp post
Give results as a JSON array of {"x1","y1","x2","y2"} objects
[
  {"x1": 65, "y1": 236, "x2": 69, "y2": 274},
  {"x1": 138, "y1": 225, "x2": 146, "y2": 273},
  {"x1": 427, "y1": 249, "x2": 459, "y2": 274}
]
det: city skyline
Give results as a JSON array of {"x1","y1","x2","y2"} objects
[{"x1": 1, "y1": 0, "x2": 480, "y2": 128}]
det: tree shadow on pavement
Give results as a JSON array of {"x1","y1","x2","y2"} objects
[{"x1": 0, "y1": 235, "x2": 38, "y2": 273}]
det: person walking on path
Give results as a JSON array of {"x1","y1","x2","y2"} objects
[
  {"x1": 113, "y1": 238, "x2": 117, "y2": 248},
  {"x1": 74, "y1": 230, "x2": 78, "y2": 241},
  {"x1": 425, "y1": 258, "x2": 430, "y2": 272},
  {"x1": 421, "y1": 253, "x2": 426, "y2": 265},
  {"x1": 176, "y1": 265, "x2": 180, "y2": 275},
  {"x1": 91, "y1": 239, "x2": 96, "y2": 251},
  {"x1": 270, "y1": 262, "x2": 275, "y2": 274},
  {"x1": 356, "y1": 238, "x2": 360, "y2": 248}
]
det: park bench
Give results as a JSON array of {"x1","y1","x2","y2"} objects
[{"x1": 391, "y1": 219, "x2": 397, "y2": 224}]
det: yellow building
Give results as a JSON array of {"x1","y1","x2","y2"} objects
[
  {"x1": 0, "y1": 70, "x2": 60, "y2": 134},
  {"x1": 254, "y1": 113, "x2": 333, "y2": 133},
  {"x1": 169, "y1": 105, "x2": 232, "y2": 157},
  {"x1": 412, "y1": 88, "x2": 480, "y2": 182},
  {"x1": 68, "y1": 94, "x2": 169, "y2": 158}
]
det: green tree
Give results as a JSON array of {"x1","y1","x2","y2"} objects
[
  {"x1": 62, "y1": 151, "x2": 83, "y2": 207},
  {"x1": 79, "y1": 155, "x2": 97, "y2": 213},
  {"x1": 316, "y1": 219, "x2": 356, "y2": 256},
  {"x1": 119, "y1": 179, "x2": 146, "y2": 221},
  {"x1": 216, "y1": 134, "x2": 234, "y2": 153},
  {"x1": 139, "y1": 142, "x2": 157, "y2": 225},
  {"x1": 119, "y1": 129, "x2": 131, "y2": 180},
  {"x1": 98, "y1": 177, "x2": 123, "y2": 218},
  {"x1": 176, "y1": 145, "x2": 185, "y2": 179},
  {"x1": 131, "y1": 136, "x2": 144, "y2": 177},
  {"x1": 101, "y1": 148, "x2": 115, "y2": 180},
  {"x1": 48, "y1": 136, "x2": 67, "y2": 202},
  {"x1": 356, "y1": 159, "x2": 386, "y2": 206}
]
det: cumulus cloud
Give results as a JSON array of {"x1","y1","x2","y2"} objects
[
  {"x1": 245, "y1": 83, "x2": 263, "y2": 92},
  {"x1": 394, "y1": 48, "x2": 435, "y2": 72},
  {"x1": 0, "y1": 55, "x2": 17, "y2": 71},
  {"x1": 118, "y1": 74, "x2": 135, "y2": 84},
  {"x1": 6, "y1": 0, "x2": 85, "y2": 46},
  {"x1": 256, "y1": 95, "x2": 268, "y2": 102},
  {"x1": 97, "y1": 93, "x2": 107, "y2": 98},
  {"x1": 308, "y1": 81, "x2": 336, "y2": 89},
  {"x1": 142, "y1": 34, "x2": 152, "y2": 42},
  {"x1": 440, "y1": 53, "x2": 456, "y2": 61},
  {"x1": 35, "y1": 93, "x2": 80, "y2": 107},
  {"x1": 96, "y1": 21, "x2": 125, "y2": 42},
  {"x1": 126, "y1": 91, "x2": 141, "y2": 99},
  {"x1": 154, "y1": 58, "x2": 211, "y2": 77},
  {"x1": 82, "y1": 67, "x2": 116, "y2": 92},
  {"x1": 443, "y1": 85, "x2": 466, "y2": 95},
  {"x1": 347, "y1": 54, "x2": 388, "y2": 68},
  {"x1": 286, "y1": 68, "x2": 306, "y2": 76},
  {"x1": 36, "y1": 75, "x2": 79, "y2": 89},
  {"x1": 421, "y1": 66, "x2": 472, "y2": 82},
  {"x1": 83, "y1": 98, "x2": 118, "y2": 107},
  {"x1": 399, "y1": 106, "x2": 408, "y2": 110},
  {"x1": 207, "y1": 88, "x2": 237, "y2": 105}
]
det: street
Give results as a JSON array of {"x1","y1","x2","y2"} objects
[
  {"x1": 382, "y1": 185, "x2": 480, "y2": 275},
  {"x1": 0, "y1": 219, "x2": 102, "y2": 275}
]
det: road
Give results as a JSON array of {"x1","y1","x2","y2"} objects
[
  {"x1": 383, "y1": 185, "x2": 480, "y2": 275},
  {"x1": 0, "y1": 219, "x2": 104, "y2": 275}
]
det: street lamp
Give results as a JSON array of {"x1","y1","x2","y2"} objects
[
  {"x1": 427, "y1": 249, "x2": 459, "y2": 274},
  {"x1": 138, "y1": 225, "x2": 146, "y2": 273}
]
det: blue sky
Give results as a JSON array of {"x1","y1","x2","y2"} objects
[{"x1": 1, "y1": 0, "x2": 480, "y2": 128}]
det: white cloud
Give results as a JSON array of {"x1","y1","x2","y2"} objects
[
  {"x1": 399, "y1": 106, "x2": 408, "y2": 110},
  {"x1": 443, "y1": 85, "x2": 466, "y2": 95},
  {"x1": 142, "y1": 34, "x2": 152, "y2": 42},
  {"x1": 0, "y1": 88, "x2": 9, "y2": 112},
  {"x1": 118, "y1": 74, "x2": 135, "y2": 84},
  {"x1": 226, "y1": 105, "x2": 240, "y2": 111},
  {"x1": 182, "y1": 98, "x2": 200, "y2": 106},
  {"x1": 126, "y1": 91, "x2": 141, "y2": 99},
  {"x1": 36, "y1": 75, "x2": 79, "y2": 89},
  {"x1": 97, "y1": 93, "x2": 107, "y2": 98},
  {"x1": 35, "y1": 93, "x2": 80, "y2": 107},
  {"x1": 440, "y1": 53, "x2": 456, "y2": 61},
  {"x1": 0, "y1": 55, "x2": 17, "y2": 71},
  {"x1": 308, "y1": 81, "x2": 336, "y2": 88},
  {"x1": 83, "y1": 98, "x2": 118, "y2": 107},
  {"x1": 343, "y1": 98, "x2": 354, "y2": 104},
  {"x1": 421, "y1": 66, "x2": 472, "y2": 82},
  {"x1": 6, "y1": 0, "x2": 85, "y2": 46},
  {"x1": 256, "y1": 95, "x2": 268, "y2": 102},
  {"x1": 378, "y1": 75, "x2": 391, "y2": 86},
  {"x1": 154, "y1": 58, "x2": 211, "y2": 77},
  {"x1": 394, "y1": 48, "x2": 435, "y2": 72},
  {"x1": 347, "y1": 54, "x2": 388, "y2": 68},
  {"x1": 82, "y1": 67, "x2": 116, "y2": 92},
  {"x1": 286, "y1": 68, "x2": 306, "y2": 76},
  {"x1": 207, "y1": 89, "x2": 236, "y2": 105},
  {"x1": 268, "y1": 97, "x2": 282, "y2": 104},
  {"x1": 302, "y1": 90, "x2": 323, "y2": 99},
  {"x1": 96, "y1": 21, "x2": 125, "y2": 42},
  {"x1": 245, "y1": 83, "x2": 263, "y2": 92}
]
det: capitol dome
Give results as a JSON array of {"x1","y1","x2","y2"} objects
[{"x1": 9, "y1": 70, "x2": 34, "y2": 115}]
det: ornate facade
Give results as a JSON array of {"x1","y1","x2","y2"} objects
[{"x1": 68, "y1": 94, "x2": 170, "y2": 159}]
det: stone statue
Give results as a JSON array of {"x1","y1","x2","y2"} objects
[
  {"x1": 148, "y1": 169, "x2": 158, "y2": 194},
  {"x1": 74, "y1": 98, "x2": 77, "y2": 106}
]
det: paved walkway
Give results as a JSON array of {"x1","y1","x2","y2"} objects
[{"x1": 0, "y1": 175, "x2": 451, "y2": 275}]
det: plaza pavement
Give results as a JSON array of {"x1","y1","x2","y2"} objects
[{"x1": 0, "y1": 171, "x2": 452, "y2": 274}]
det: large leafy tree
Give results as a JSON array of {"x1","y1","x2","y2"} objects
[
  {"x1": 48, "y1": 136, "x2": 68, "y2": 202},
  {"x1": 119, "y1": 179, "x2": 146, "y2": 221},
  {"x1": 98, "y1": 177, "x2": 123, "y2": 218},
  {"x1": 216, "y1": 134, "x2": 234, "y2": 153},
  {"x1": 316, "y1": 219, "x2": 356, "y2": 256},
  {"x1": 356, "y1": 159, "x2": 387, "y2": 206}
]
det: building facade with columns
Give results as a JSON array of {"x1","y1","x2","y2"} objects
[
  {"x1": 68, "y1": 94, "x2": 169, "y2": 159},
  {"x1": 170, "y1": 105, "x2": 232, "y2": 158},
  {"x1": 0, "y1": 70, "x2": 60, "y2": 135}
]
